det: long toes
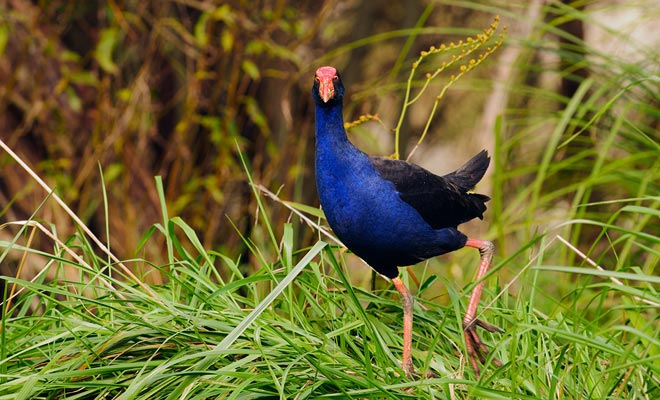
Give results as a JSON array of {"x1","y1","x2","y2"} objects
[
  {"x1": 463, "y1": 320, "x2": 503, "y2": 375},
  {"x1": 466, "y1": 328, "x2": 488, "y2": 363},
  {"x1": 475, "y1": 318, "x2": 504, "y2": 333},
  {"x1": 469, "y1": 356, "x2": 481, "y2": 377},
  {"x1": 464, "y1": 329, "x2": 483, "y2": 376}
]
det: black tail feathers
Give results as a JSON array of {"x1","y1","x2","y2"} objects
[{"x1": 444, "y1": 149, "x2": 490, "y2": 192}]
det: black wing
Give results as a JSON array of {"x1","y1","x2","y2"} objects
[{"x1": 369, "y1": 150, "x2": 490, "y2": 229}]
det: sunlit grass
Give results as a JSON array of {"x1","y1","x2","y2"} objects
[{"x1": 1, "y1": 142, "x2": 658, "y2": 398}]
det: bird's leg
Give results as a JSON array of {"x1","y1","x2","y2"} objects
[
  {"x1": 391, "y1": 276, "x2": 414, "y2": 378},
  {"x1": 463, "y1": 238, "x2": 503, "y2": 377}
]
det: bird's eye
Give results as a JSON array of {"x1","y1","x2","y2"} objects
[
  {"x1": 332, "y1": 75, "x2": 338, "y2": 81},
  {"x1": 314, "y1": 76, "x2": 320, "y2": 82}
]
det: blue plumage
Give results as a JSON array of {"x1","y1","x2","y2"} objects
[
  {"x1": 312, "y1": 66, "x2": 502, "y2": 378},
  {"x1": 313, "y1": 67, "x2": 486, "y2": 278}
]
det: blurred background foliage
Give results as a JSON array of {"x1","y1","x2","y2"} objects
[{"x1": 1, "y1": 0, "x2": 658, "y2": 294}]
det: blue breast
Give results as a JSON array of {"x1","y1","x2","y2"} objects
[{"x1": 314, "y1": 106, "x2": 466, "y2": 278}]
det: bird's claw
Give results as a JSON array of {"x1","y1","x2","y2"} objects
[{"x1": 463, "y1": 318, "x2": 503, "y2": 377}]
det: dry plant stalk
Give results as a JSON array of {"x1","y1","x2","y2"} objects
[
  {"x1": 398, "y1": 16, "x2": 506, "y2": 161},
  {"x1": 0, "y1": 139, "x2": 162, "y2": 308},
  {"x1": 345, "y1": 16, "x2": 506, "y2": 161}
]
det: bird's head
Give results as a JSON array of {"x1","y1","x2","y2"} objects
[{"x1": 313, "y1": 66, "x2": 344, "y2": 106}]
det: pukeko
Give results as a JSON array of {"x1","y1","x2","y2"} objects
[{"x1": 312, "y1": 66, "x2": 502, "y2": 378}]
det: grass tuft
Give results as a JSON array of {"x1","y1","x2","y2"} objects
[{"x1": 1, "y1": 143, "x2": 658, "y2": 398}]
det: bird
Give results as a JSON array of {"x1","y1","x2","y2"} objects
[{"x1": 312, "y1": 65, "x2": 502, "y2": 378}]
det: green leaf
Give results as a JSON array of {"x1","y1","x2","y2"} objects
[
  {"x1": 193, "y1": 12, "x2": 210, "y2": 46},
  {"x1": 243, "y1": 97, "x2": 270, "y2": 135},
  {"x1": 0, "y1": 22, "x2": 8, "y2": 57},
  {"x1": 221, "y1": 28, "x2": 233, "y2": 52},
  {"x1": 241, "y1": 60, "x2": 260, "y2": 80},
  {"x1": 283, "y1": 200, "x2": 326, "y2": 219},
  {"x1": 533, "y1": 265, "x2": 660, "y2": 284},
  {"x1": 65, "y1": 87, "x2": 82, "y2": 112},
  {"x1": 621, "y1": 205, "x2": 660, "y2": 217},
  {"x1": 94, "y1": 28, "x2": 120, "y2": 74}
]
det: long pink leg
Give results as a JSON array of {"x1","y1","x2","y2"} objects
[
  {"x1": 391, "y1": 276, "x2": 414, "y2": 378},
  {"x1": 463, "y1": 238, "x2": 503, "y2": 376}
]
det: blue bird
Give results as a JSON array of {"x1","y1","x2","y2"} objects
[{"x1": 312, "y1": 66, "x2": 502, "y2": 378}]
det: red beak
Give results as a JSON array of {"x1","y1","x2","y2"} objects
[{"x1": 316, "y1": 66, "x2": 337, "y2": 103}]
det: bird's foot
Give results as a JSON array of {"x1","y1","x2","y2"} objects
[{"x1": 463, "y1": 318, "x2": 503, "y2": 377}]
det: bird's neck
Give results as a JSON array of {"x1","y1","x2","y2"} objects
[{"x1": 315, "y1": 103, "x2": 350, "y2": 149}]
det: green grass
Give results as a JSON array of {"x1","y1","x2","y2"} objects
[{"x1": 1, "y1": 145, "x2": 658, "y2": 399}]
